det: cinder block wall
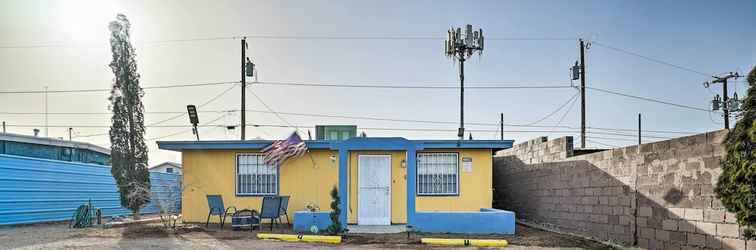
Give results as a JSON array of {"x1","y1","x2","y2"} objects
[{"x1": 494, "y1": 130, "x2": 753, "y2": 249}]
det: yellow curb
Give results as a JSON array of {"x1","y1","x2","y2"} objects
[
  {"x1": 257, "y1": 233, "x2": 341, "y2": 244},
  {"x1": 421, "y1": 238, "x2": 508, "y2": 247}
]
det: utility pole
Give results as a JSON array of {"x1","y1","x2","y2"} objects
[
  {"x1": 241, "y1": 37, "x2": 247, "y2": 140},
  {"x1": 638, "y1": 113, "x2": 641, "y2": 145},
  {"x1": 460, "y1": 57, "x2": 465, "y2": 140},
  {"x1": 445, "y1": 25, "x2": 484, "y2": 141},
  {"x1": 2, "y1": 121, "x2": 5, "y2": 134},
  {"x1": 44, "y1": 86, "x2": 48, "y2": 138},
  {"x1": 579, "y1": 39, "x2": 587, "y2": 148},
  {"x1": 500, "y1": 113, "x2": 504, "y2": 140},
  {"x1": 705, "y1": 72, "x2": 741, "y2": 129}
]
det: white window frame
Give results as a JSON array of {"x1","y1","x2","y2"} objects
[
  {"x1": 416, "y1": 152, "x2": 460, "y2": 196},
  {"x1": 235, "y1": 153, "x2": 279, "y2": 196}
]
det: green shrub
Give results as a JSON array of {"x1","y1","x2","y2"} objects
[{"x1": 715, "y1": 66, "x2": 756, "y2": 240}]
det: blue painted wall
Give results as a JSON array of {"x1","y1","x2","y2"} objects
[
  {"x1": 413, "y1": 208, "x2": 516, "y2": 234},
  {"x1": 0, "y1": 154, "x2": 180, "y2": 225}
]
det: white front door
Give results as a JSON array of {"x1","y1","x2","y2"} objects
[{"x1": 357, "y1": 155, "x2": 391, "y2": 225}]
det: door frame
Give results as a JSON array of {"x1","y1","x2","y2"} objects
[{"x1": 357, "y1": 154, "x2": 392, "y2": 225}]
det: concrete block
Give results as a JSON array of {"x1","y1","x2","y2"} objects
[
  {"x1": 612, "y1": 224, "x2": 626, "y2": 234},
  {"x1": 717, "y1": 223, "x2": 740, "y2": 238},
  {"x1": 697, "y1": 222, "x2": 717, "y2": 236},
  {"x1": 649, "y1": 239, "x2": 660, "y2": 250},
  {"x1": 640, "y1": 206, "x2": 653, "y2": 217},
  {"x1": 725, "y1": 212, "x2": 737, "y2": 223},
  {"x1": 638, "y1": 217, "x2": 648, "y2": 227},
  {"x1": 669, "y1": 207, "x2": 686, "y2": 219},
  {"x1": 669, "y1": 231, "x2": 686, "y2": 243},
  {"x1": 679, "y1": 220, "x2": 696, "y2": 233},
  {"x1": 684, "y1": 208, "x2": 704, "y2": 221},
  {"x1": 619, "y1": 215, "x2": 633, "y2": 226},
  {"x1": 638, "y1": 238, "x2": 649, "y2": 249},
  {"x1": 663, "y1": 219, "x2": 679, "y2": 231},
  {"x1": 641, "y1": 227, "x2": 656, "y2": 239},
  {"x1": 657, "y1": 229, "x2": 671, "y2": 241},
  {"x1": 722, "y1": 237, "x2": 746, "y2": 250},
  {"x1": 705, "y1": 209, "x2": 726, "y2": 223},
  {"x1": 707, "y1": 235, "x2": 723, "y2": 249},
  {"x1": 687, "y1": 233, "x2": 706, "y2": 246}
]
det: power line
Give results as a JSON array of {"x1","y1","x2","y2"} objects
[
  {"x1": 246, "y1": 87, "x2": 297, "y2": 130},
  {"x1": 145, "y1": 84, "x2": 238, "y2": 127},
  {"x1": 21, "y1": 121, "x2": 670, "y2": 140},
  {"x1": 522, "y1": 90, "x2": 579, "y2": 126},
  {"x1": 586, "y1": 138, "x2": 618, "y2": 148},
  {"x1": 2, "y1": 107, "x2": 699, "y2": 135},
  {"x1": 591, "y1": 41, "x2": 713, "y2": 78},
  {"x1": 253, "y1": 81, "x2": 574, "y2": 90},
  {"x1": 550, "y1": 90, "x2": 581, "y2": 133},
  {"x1": 0, "y1": 35, "x2": 577, "y2": 49},
  {"x1": 0, "y1": 81, "x2": 237, "y2": 94},
  {"x1": 0, "y1": 80, "x2": 575, "y2": 95},
  {"x1": 146, "y1": 113, "x2": 228, "y2": 141},
  {"x1": 586, "y1": 86, "x2": 711, "y2": 112}
]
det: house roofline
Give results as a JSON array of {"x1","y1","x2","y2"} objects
[
  {"x1": 0, "y1": 132, "x2": 110, "y2": 155},
  {"x1": 149, "y1": 161, "x2": 182, "y2": 169}
]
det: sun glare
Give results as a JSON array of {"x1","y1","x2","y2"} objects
[{"x1": 58, "y1": 1, "x2": 120, "y2": 44}]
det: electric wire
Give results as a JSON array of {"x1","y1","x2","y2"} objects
[
  {"x1": 591, "y1": 41, "x2": 713, "y2": 78},
  {"x1": 0, "y1": 81, "x2": 237, "y2": 94},
  {"x1": 586, "y1": 86, "x2": 711, "y2": 112},
  {"x1": 0, "y1": 36, "x2": 577, "y2": 49},
  {"x1": 586, "y1": 138, "x2": 618, "y2": 148},
  {"x1": 523, "y1": 90, "x2": 579, "y2": 126}
]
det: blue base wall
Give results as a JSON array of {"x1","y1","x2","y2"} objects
[
  {"x1": 0, "y1": 154, "x2": 180, "y2": 225},
  {"x1": 412, "y1": 208, "x2": 516, "y2": 234},
  {"x1": 293, "y1": 211, "x2": 332, "y2": 233}
]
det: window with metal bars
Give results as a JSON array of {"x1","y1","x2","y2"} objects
[
  {"x1": 236, "y1": 154, "x2": 278, "y2": 196},
  {"x1": 416, "y1": 152, "x2": 459, "y2": 196}
]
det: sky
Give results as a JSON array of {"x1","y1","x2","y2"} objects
[{"x1": 0, "y1": 0, "x2": 754, "y2": 166}]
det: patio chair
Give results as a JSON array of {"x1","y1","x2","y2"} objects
[
  {"x1": 206, "y1": 195, "x2": 236, "y2": 229},
  {"x1": 278, "y1": 196, "x2": 290, "y2": 225},
  {"x1": 256, "y1": 196, "x2": 282, "y2": 231}
]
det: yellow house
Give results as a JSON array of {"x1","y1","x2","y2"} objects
[{"x1": 157, "y1": 137, "x2": 516, "y2": 234}]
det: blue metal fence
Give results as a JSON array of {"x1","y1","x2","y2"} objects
[{"x1": 0, "y1": 153, "x2": 181, "y2": 225}]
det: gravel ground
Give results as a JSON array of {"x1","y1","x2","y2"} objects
[{"x1": 0, "y1": 222, "x2": 614, "y2": 249}]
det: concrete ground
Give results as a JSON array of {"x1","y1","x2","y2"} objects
[{"x1": 0, "y1": 222, "x2": 614, "y2": 249}]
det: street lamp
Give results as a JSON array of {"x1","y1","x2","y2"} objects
[
  {"x1": 187, "y1": 105, "x2": 200, "y2": 141},
  {"x1": 445, "y1": 24, "x2": 484, "y2": 140}
]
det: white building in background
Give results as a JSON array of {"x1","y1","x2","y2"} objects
[{"x1": 149, "y1": 161, "x2": 182, "y2": 175}]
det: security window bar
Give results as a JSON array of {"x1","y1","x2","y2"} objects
[
  {"x1": 417, "y1": 152, "x2": 459, "y2": 195},
  {"x1": 236, "y1": 154, "x2": 278, "y2": 196}
]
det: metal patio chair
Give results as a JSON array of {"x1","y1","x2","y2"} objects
[
  {"x1": 206, "y1": 195, "x2": 236, "y2": 229},
  {"x1": 256, "y1": 196, "x2": 282, "y2": 231},
  {"x1": 278, "y1": 195, "x2": 290, "y2": 225}
]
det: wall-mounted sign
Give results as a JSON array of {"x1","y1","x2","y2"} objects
[{"x1": 462, "y1": 157, "x2": 473, "y2": 172}]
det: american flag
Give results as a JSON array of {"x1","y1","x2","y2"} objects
[{"x1": 262, "y1": 132, "x2": 308, "y2": 165}]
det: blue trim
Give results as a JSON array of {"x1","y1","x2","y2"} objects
[
  {"x1": 406, "y1": 147, "x2": 417, "y2": 226},
  {"x1": 337, "y1": 148, "x2": 349, "y2": 227},
  {"x1": 157, "y1": 140, "x2": 332, "y2": 151}
]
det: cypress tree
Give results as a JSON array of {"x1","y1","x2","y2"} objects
[
  {"x1": 108, "y1": 14, "x2": 150, "y2": 219},
  {"x1": 715, "y1": 66, "x2": 756, "y2": 239},
  {"x1": 326, "y1": 186, "x2": 343, "y2": 235}
]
